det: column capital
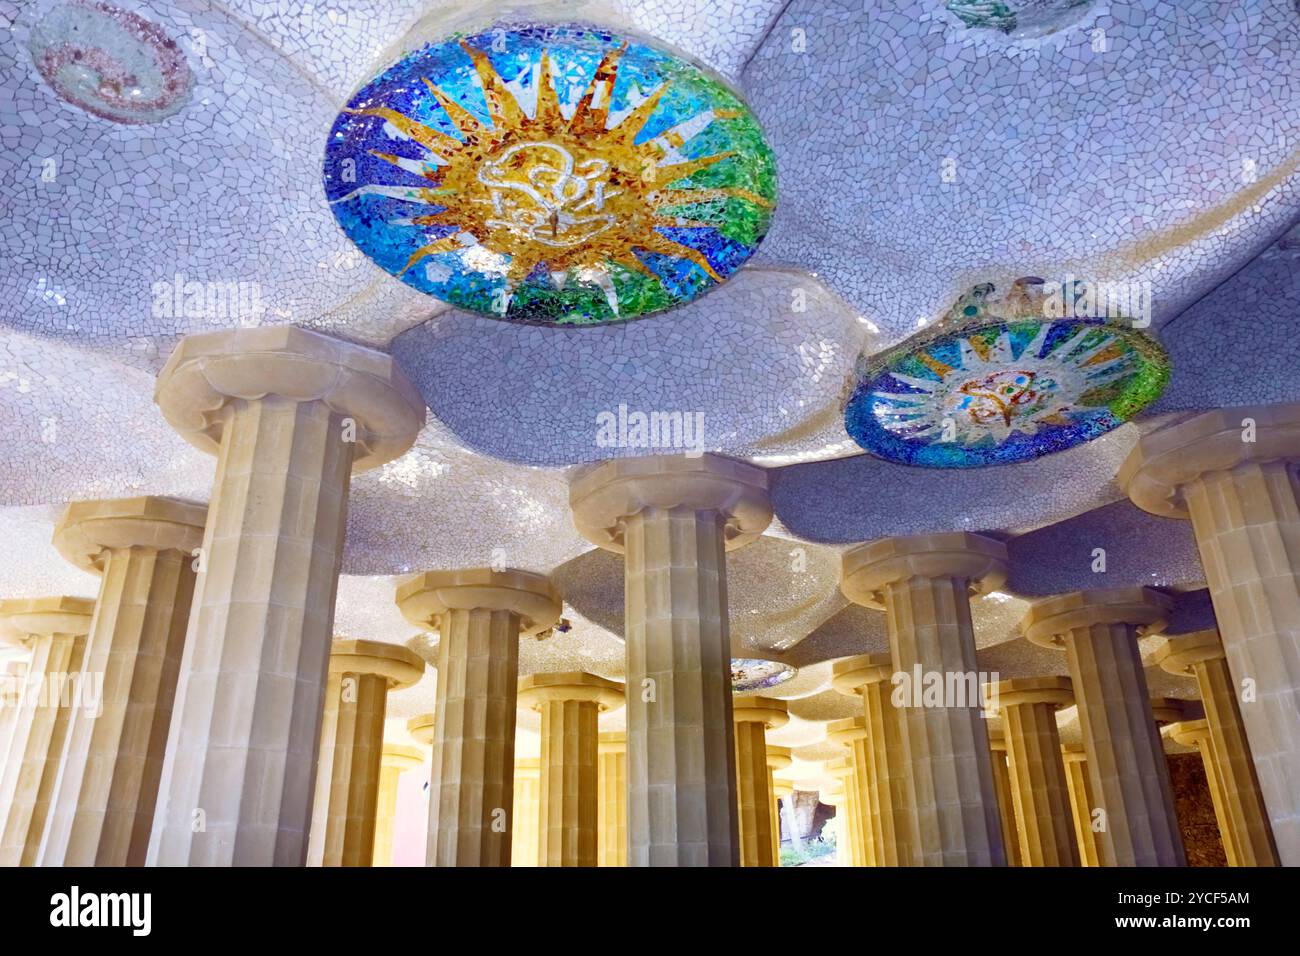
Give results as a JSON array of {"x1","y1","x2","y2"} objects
[
  {"x1": 52, "y1": 496, "x2": 207, "y2": 573},
  {"x1": 733, "y1": 695, "x2": 789, "y2": 729},
  {"x1": 985, "y1": 676, "x2": 1074, "y2": 713},
  {"x1": 1156, "y1": 629, "x2": 1226, "y2": 676},
  {"x1": 1119, "y1": 403, "x2": 1300, "y2": 518},
  {"x1": 328, "y1": 639, "x2": 424, "y2": 689},
  {"x1": 1060, "y1": 743, "x2": 1087, "y2": 765},
  {"x1": 598, "y1": 731, "x2": 626, "y2": 754},
  {"x1": 841, "y1": 532, "x2": 1008, "y2": 609},
  {"x1": 406, "y1": 713, "x2": 435, "y2": 746},
  {"x1": 987, "y1": 723, "x2": 1008, "y2": 751},
  {"x1": 825, "y1": 756, "x2": 854, "y2": 781},
  {"x1": 0, "y1": 596, "x2": 94, "y2": 646},
  {"x1": 826, "y1": 715, "x2": 869, "y2": 747},
  {"x1": 766, "y1": 745, "x2": 793, "y2": 772},
  {"x1": 381, "y1": 742, "x2": 425, "y2": 772},
  {"x1": 830, "y1": 653, "x2": 893, "y2": 696},
  {"x1": 1021, "y1": 587, "x2": 1172, "y2": 650},
  {"x1": 517, "y1": 671, "x2": 624, "y2": 712},
  {"x1": 396, "y1": 567, "x2": 561, "y2": 636},
  {"x1": 568, "y1": 453, "x2": 771, "y2": 553},
  {"x1": 1166, "y1": 718, "x2": 1211, "y2": 749},
  {"x1": 155, "y1": 326, "x2": 426, "y2": 472}
]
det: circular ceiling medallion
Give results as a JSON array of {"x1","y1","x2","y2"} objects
[
  {"x1": 843, "y1": 278, "x2": 1169, "y2": 468},
  {"x1": 324, "y1": 23, "x2": 777, "y2": 325},
  {"x1": 27, "y1": 1, "x2": 194, "y2": 124},
  {"x1": 732, "y1": 658, "x2": 796, "y2": 693},
  {"x1": 945, "y1": 0, "x2": 1096, "y2": 38}
]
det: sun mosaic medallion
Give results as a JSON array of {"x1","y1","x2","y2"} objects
[
  {"x1": 731, "y1": 658, "x2": 797, "y2": 693},
  {"x1": 843, "y1": 278, "x2": 1171, "y2": 468},
  {"x1": 323, "y1": 24, "x2": 777, "y2": 324}
]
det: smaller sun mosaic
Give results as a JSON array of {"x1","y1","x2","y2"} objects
[
  {"x1": 324, "y1": 23, "x2": 777, "y2": 325},
  {"x1": 843, "y1": 278, "x2": 1170, "y2": 468},
  {"x1": 731, "y1": 658, "x2": 796, "y2": 693}
]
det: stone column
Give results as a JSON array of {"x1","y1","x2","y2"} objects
[
  {"x1": 1022, "y1": 589, "x2": 1185, "y2": 866},
  {"x1": 820, "y1": 785, "x2": 850, "y2": 865},
  {"x1": 40, "y1": 497, "x2": 205, "y2": 867},
  {"x1": 733, "y1": 696, "x2": 788, "y2": 867},
  {"x1": 512, "y1": 758, "x2": 541, "y2": 867},
  {"x1": 1158, "y1": 630, "x2": 1279, "y2": 866},
  {"x1": 841, "y1": 533, "x2": 1008, "y2": 866},
  {"x1": 986, "y1": 726, "x2": 1022, "y2": 867},
  {"x1": 597, "y1": 732, "x2": 627, "y2": 867},
  {"x1": 570, "y1": 455, "x2": 771, "y2": 867},
  {"x1": 307, "y1": 640, "x2": 424, "y2": 867},
  {"x1": 397, "y1": 568, "x2": 560, "y2": 867},
  {"x1": 1120, "y1": 404, "x2": 1300, "y2": 861},
  {"x1": 826, "y1": 758, "x2": 866, "y2": 866},
  {"x1": 1060, "y1": 746, "x2": 1101, "y2": 866},
  {"x1": 0, "y1": 597, "x2": 93, "y2": 866},
  {"x1": 767, "y1": 746, "x2": 792, "y2": 864},
  {"x1": 988, "y1": 677, "x2": 1078, "y2": 866},
  {"x1": 832, "y1": 653, "x2": 913, "y2": 865},
  {"x1": 373, "y1": 742, "x2": 424, "y2": 868},
  {"x1": 518, "y1": 672, "x2": 623, "y2": 867},
  {"x1": 0, "y1": 661, "x2": 29, "y2": 781},
  {"x1": 149, "y1": 327, "x2": 424, "y2": 866},
  {"x1": 827, "y1": 715, "x2": 875, "y2": 866}
]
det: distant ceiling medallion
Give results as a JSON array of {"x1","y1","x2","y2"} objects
[
  {"x1": 324, "y1": 23, "x2": 776, "y2": 325},
  {"x1": 843, "y1": 278, "x2": 1169, "y2": 468},
  {"x1": 732, "y1": 658, "x2": 796, "y2": 693},
  {"x1": 27, "y1": 1, "x2": 194, "y2": 124},
  {"x1": 945, "y1": 0, "x2": 1096, "y2": 38}
]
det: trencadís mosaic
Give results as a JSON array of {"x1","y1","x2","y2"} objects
[
  {"x1": 843, "y1": 278, "x2": 1170, "y2": 468},
  {"x1": 324, "y1": 23, "x2": 776, "y2": 325},
  {"x1": 732, "y1": 658, "x2": 796, "y2": 693}
]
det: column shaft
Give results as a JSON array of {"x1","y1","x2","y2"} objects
[
  {"x1": 856, "y1": 669, "x2": 914, "y2": 865},
  {"x1": 734, "y1": 720, "x2": 776, "y2": 867},
  {"x1": 1062, "y1": 748, "x2": 1101, "y2": 866},
  {"x1": 597, "y1": 735, "x2": 627, "y2": 867},
  {"x1": 373, "y1": 744, "x2": 423, "y2": 867},
  {"x1": 537, "y1": 698, "x2": 600, "y2": 866},
  {"x1": 998, "y1": 686, "x2": 1078, "y2": 866},
  {"x1": 511, "y1": 759, "x2": 540, "y2": 867},
  {"x1": 309, "y1": 671, "x2": 386, "y2": 867},
  {"x1": 988, "y1": 743, "x2": 1022, "y2": 866}
]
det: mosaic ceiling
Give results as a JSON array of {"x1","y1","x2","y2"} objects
[{"x1": 2, "y1": 0, "x2": 1297, "y2": 741}]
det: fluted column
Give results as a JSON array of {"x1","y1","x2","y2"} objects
[
  {"x1": 1061, "y1": 745, "x2": 1101, "y2": 865},
  {"x1": 1159, "y1": 630, "x2": 1279, "y2": 865},
  {"x1": 827, "y1": 715, "x2": 876, "y2": 866},
  {"x1": 820, "y1": 785, "x2": 850, "y2": 865},
  {"x1": 511, "y1": 757, "x2": 541, "y2": 867},
  {"x1": 841, "y1": 533, "x2": 1008, "y2": 866},
  {"x1": 373, "y1": 742, "x2": 423, "y2": 867},
  {"x1": 1120, "y1": 404, "x2": 1300, "y2": 861},
  {"x1": 832, "y1": 654, "x2": 913, "y2": 865},
  {"x1": 733, "y1": 696, "x2": 787, "y2": 867},
  {"x1": 988, "y1": 677, "x2": 1078, "y2": 866},
  {"x1": 519, "y1": 672, "x2": 623, "y2": 867},
  {"x1": 0, "y1": 661, "x2": 29, "y2": 781},
  {"x1": 597, "y1": 732, "x2": 627, "y2": 867},
  {"x1": 826, "y1": 758, "x2": 866, "y2": 866},
  {"x1": 41, "y1": 497, "x2": 205, "y2": 867},
  {"x1": 1023, "y1": 588, "x2": 1185, "y2": 866},
  {"x1": 986, "y1": 726, "x2": 1022, "y2": 867},
  {"x1": 767, "y1": 746, "x2": 791, "y2": 864},
  {"x1": 570, "y1": 454, "x2": 771, "y2": 867},
  {"x1": 0, "y1": 597, "x2": 93, "y2": 866},
  {"x1": 149, "y1": 328, "x2": 424, "y2": 866},
  {"x1": 307, "y1": 640, "x2": 424, "y2": 867},
  {"x1": 397, "y1": 568, "x2": 560, "y2": 867}
]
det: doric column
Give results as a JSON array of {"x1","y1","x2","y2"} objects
[
  {"x1": 518, "y1": 672, "x2": 623, "y2": 867},
  {"x1": 511, "y1": 757, "x2": 541, "y2": 867},
  {"x1": 767, "y1": 746, "x2": 792, "y2": 864},
  {"x1": 841, "y1": 532, "x2": 1008, "y2": 866},
  {"x1": 41, "y1": 497, "x2": 205, "y2": 867},
  {"x1": 986, "y1": 726, "x2": 1022, "y2": 867},
  {"x1": 570, "y1": 454, "x2": 771, "y2": 867},
  {"x1": 1158, "y1": 630, "x2": 1279, "y2": 865},
  {"x1": 307, "y1": 640, "x2": 424, "y2": 867},
  {"x1": 988, "y1": 677, "x2": 1078, "y2": 866},
  {"x1": 0, "y1": 661, "x2": 29, "y2": 781},
  {"x1": 1022, "y1": 589, "x2": 1185, "y2": 866},
  {"x1": 1061, "y1": 745, "x2": 1101, "y2": 866},
  {"x1": 826, "y1": 758, "x2": 866, "y2": 866},
  {"x1": 373, "y1": 742, "x2": 423, "y2": 868},
  {"x1": 397, "y1": 568, "x2": 560, "y2": 867},
  {"x1": 827, "y1": 715, "x2": 875, "y2": 866},
  {"x1": 149, "y1": 327, "x2": 424, "y2": 866},
  {"x1": 0, "y1": 597, "x2": 93, "y2": 866},
  {"x1": 1120, "y1": 404, "x2": 1300, "y2": 861},
  {"x1": 820, "y1": 785, "x2": 850, "y2": 865},
  {"x1": 832, "y1": 654, "x2": 913, "y2": 865},
  {"x1": 733, "y1": 696, "x2": 788, "y2": 867},
  {"x1": 597, "y1": 732, "x2": 627, "y2": 867}
]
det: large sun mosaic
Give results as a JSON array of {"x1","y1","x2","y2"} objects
[
  {"x1": 843, "y1": 278, "x2": 1170, "y2": 468},
  {"x1": 323, "y1": 24, "x2": 777, "y2": 324}
]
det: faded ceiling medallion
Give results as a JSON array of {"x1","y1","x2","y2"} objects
[
  {"x1": 945, "y1": 0, "x2": 1096, "y2": 38},
  {"x1": 843, "y1": 278, "x2": 1169, "y2": 468},
  {"x1": 324, "y1": 23, "x2": 776, "y2": 324},
  {"x1": 28, "y1": 1, "x2": 194, "y2": 124},
  {"x1": 732, "y1": 658, "x2": 796, "y2": 693}
]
